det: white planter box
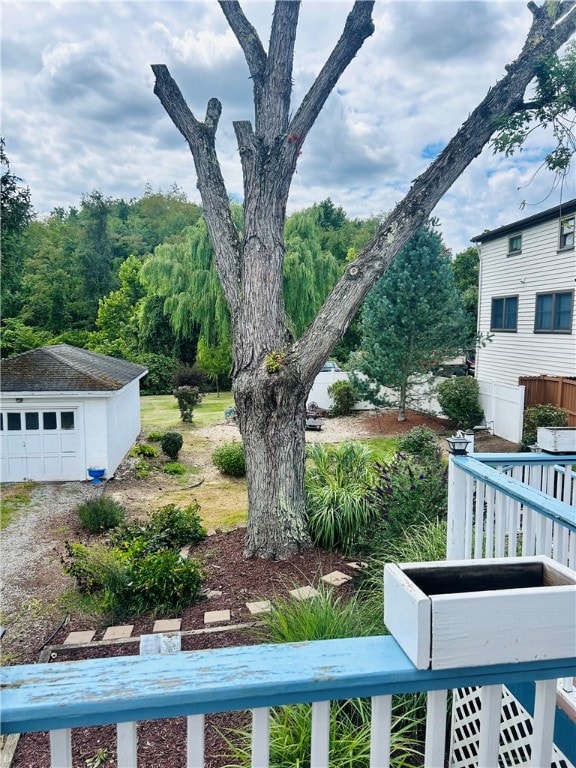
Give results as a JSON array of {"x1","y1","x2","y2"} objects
[
  {"x1": 384, "y1": 556, "x2": 576, "y2": 670},
  {"x1": 537, "y1": 426, "x2": 576, "y2": 453}
]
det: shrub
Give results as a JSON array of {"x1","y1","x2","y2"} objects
[
  {"x1": 147, "y1": 503, "x2": 207, "y2": 548},
  {"x1": 62, "y1": 541, "x2": 203, "y2": 617},
  {"x1": 172, "y1": 364, "x2": 210, "y2": 392},
  {"x1": 76, "y1": 497, "x2": 125, "y2": 534},
  {"x1": 147, "y1": 431, "x2": 164, "y2": 442},
  {"x1": 130, "y1": 443, "x2": 159, "y2": 458},
  {"x1": 357, "y1": 452, "x2": 448, "y2": 555},
  {"x1": 138, "y1": 353, "x2": 180, "y2": 395},
  {"x1": 396, "y1": 426, "x2": 441, "y2": 463},
  {"x1": 327, "y1": 379, "x2": 356, "y2": 416},
  {"x1": 128, "y1": 549, "x2": 203, "y2": 614},
  {"x1": 212, "y1": 442, "x2": 246, "y2": 477},
  {"x1": 163, "y1": 462, "x2": 186, "y2": 476},
  {"x1": 161, "y1": 432, "x2": 183, "y2": 461},
  {"x1": 305, "y1": 441, "x2": 376, "y2": 552},
  {"x1": 61, "y1": 541, "x2": 129, "y2": 599},
  {"x1": 173, "y1": 385, "x2": 202, "y2": 422},
  {"x1": 522, "y1": 404, "x2": 568, "y2": 448},
  {"x1": 437, "y1": 376, "x2": 484, "y2": 429},
  {"x1": 134, "y1": 460, "x2": 150, "y2": 480}
]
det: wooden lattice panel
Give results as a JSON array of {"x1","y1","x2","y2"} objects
[{"x1": 450, "y1": 686, "x2": 573, "y2": 768}]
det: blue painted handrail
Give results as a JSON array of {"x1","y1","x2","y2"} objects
[
  {"x1": 452, "y1": 454, "x2": 576, "y2": 531},
  {"x1": 2, "y1": 636, "x2": 575, "y2": 735}
]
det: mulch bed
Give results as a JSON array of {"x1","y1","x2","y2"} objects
[{"x1": 10, "y1": 528, "x2": 357, "y2": 768}]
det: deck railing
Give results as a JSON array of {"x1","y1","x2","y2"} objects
[
  {"x1": 2, "y1": 451, "x2": 575, "y2": 767},
  {"x1": 447, "y1": 452, "x2": 576, "y2": 566},
  {"x1": 2, "y1": 635, "x2": 574, "y2": 768}
]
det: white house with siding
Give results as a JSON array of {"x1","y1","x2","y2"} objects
[
  {"x1": 470, "y1": 199, "x2": 576, "y2": 441},
  {"x1": 0, "y1": 345, "x2": 147, "y2": 483}
]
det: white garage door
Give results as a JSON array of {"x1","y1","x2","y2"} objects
[{"x1": 0, "y1": 407, "x2": 83, "y2": 482}]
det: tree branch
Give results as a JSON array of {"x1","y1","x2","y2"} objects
[
  {"x1": 218, "y1": 1, "x2": 267, "y2": 82},
  {"x1": 151, "y1": 64, "x2": 241, "y2": 311},
  {"x1": 294, "y1": 2, "x2": 576, "y2": 379},
  {"x1": 287, "y1": 1, "x2": 375, "y2": 143},
  {"x1": 260, "y1": 1, "x2": 301, "y2": 138}
]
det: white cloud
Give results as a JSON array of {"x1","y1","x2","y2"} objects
[{"x1": 1, "y1": 0, "x2": 573, "y2": 256}]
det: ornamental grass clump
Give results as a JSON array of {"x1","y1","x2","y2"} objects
[
  {"x1": 305, "y1": 441, "x2": 377, "y2": 552},
  {"x1": 221, "y1": 692, "x2": 424, "y2": 768},
  {"x1": 76, "y1": 497, "x2": 126, "y2": 534},
  {"x1": 255, "y1": 582, "x2": 382, "y2": 645}
]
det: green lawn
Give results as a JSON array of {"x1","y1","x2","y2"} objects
[{"x1": 140, "y1": 392, "x2": 235, "y2": 432}]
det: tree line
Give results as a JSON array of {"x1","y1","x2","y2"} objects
[{"x1": 1, "y1": 140, "x2": 479, "y2": 395}]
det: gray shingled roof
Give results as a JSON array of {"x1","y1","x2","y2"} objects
[{"x1": 1, "y1": 345, "x2": 148, "y2": 393}]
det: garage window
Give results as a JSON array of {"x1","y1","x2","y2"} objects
[
  {"x1": 43, "y1": 412, "x2": 57, "y2": 430},
  {"x1": 25, "y1": 412, "x2": 39, "y2": 430},
  {"x1": 61, "y1": 412, "x2": 75, "y2": 430},
  {"x1": 7, "y1": 413, "x2": 21, "y2": 430}
]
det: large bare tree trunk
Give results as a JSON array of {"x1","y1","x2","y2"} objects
[
  {"x1": 234, "y1": 366, "x2": 311, "y2": 557},
  {"x1": 152, "y1": 0, "x2": 575, "y2": 559}
]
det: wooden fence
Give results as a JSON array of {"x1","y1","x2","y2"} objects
[{"x1": 519, "y1": 375, "x2": 576, "y2": 426}]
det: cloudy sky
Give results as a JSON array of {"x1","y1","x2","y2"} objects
[{"x1": 2, "y1": 0, "x2": 574, "y2": 253}]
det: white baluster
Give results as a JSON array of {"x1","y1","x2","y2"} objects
[
  {"x1": 464, "y1": 475, "x2": 474, "y2": 559},
  {"x1": 117, "y1": 721, "x2": 137, "y2": 767},
  {"x1": 50, "y1": 728, "x2": 72, "y2": 768},
  {"x1": 251, "y1": 707, "x2": 270, "y2": 768},
  {"x1": 495, "y1": 493, "x2": 506, "y2": 557},
  {"x1": 485, "y1": 486, "x2": 495, "y2": 558},
  {"x1": 187, "y1": 714, "x2": 204, "y2": 768},
  {"x1": 424, "y1": 689, "x2": 448, "y2": 768},
  {"x1": 310, "y1": 700, "x2": 330, "y2": 768},
  {"x1": 370, "y1": 695, "x2": 392, "y2": 768},
  {"x1": 477, "y1": 684, "x2": 502, "y2": 768},
  {"x1": 474, "y1": 481, "x2": 485, "y2": 559},
  {"x1": 530, "y1": 678, "x2": 557, "y2": 768}
]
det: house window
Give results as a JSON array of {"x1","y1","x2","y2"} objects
[
  {"x1": 508, "y1": 234, "x2": 522, "y2": 255},
  {"x1": 25, "y1": 412, "x2": 39, "y2": 430},
  {"x1": 559, "y1": 217, "x2": 575, "y2": 250},
  {"x1": 535, "y1": 291, "x2": 573, "y2": 332},
  {"x1": 491, "y1": 296, "x2": 518, "y2": 331}
]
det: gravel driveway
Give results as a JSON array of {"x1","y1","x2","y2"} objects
[{"x1": 1, "y1": 482, "x2": 101, "y2": 616}]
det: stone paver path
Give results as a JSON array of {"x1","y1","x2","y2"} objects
[{"x1": 61, "y1": 562, "x2": 358, "y2": 647}]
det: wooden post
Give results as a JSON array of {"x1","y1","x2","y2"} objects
[{"x1": 447, "y1": 457, "x2": 468, "y2": 559}]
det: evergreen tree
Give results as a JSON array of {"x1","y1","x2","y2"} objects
[{"x1": 353, "y1": 225, "x2": 467, "y2": 420}]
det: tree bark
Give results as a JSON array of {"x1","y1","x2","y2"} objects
[
  {"x1": 152, "y1": 1, "x2": 576, "y2": 559},
  {"x1": 234, "y1": 365, "x2": 311, "y2": 558}
]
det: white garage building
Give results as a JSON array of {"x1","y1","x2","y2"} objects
[{"x1": 1, "y1": 345, "x2": 147, "y2": 483}]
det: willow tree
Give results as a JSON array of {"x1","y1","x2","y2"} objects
[
  {"x1": 283, "y1": 210, "x2": 340, "y2": 338},
  {"x1": 153, "y1": 1, "x2": 576, "y2": 559},
  {"x1": 141, "y1": 216, "x2": 233, "y2": 347}
]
